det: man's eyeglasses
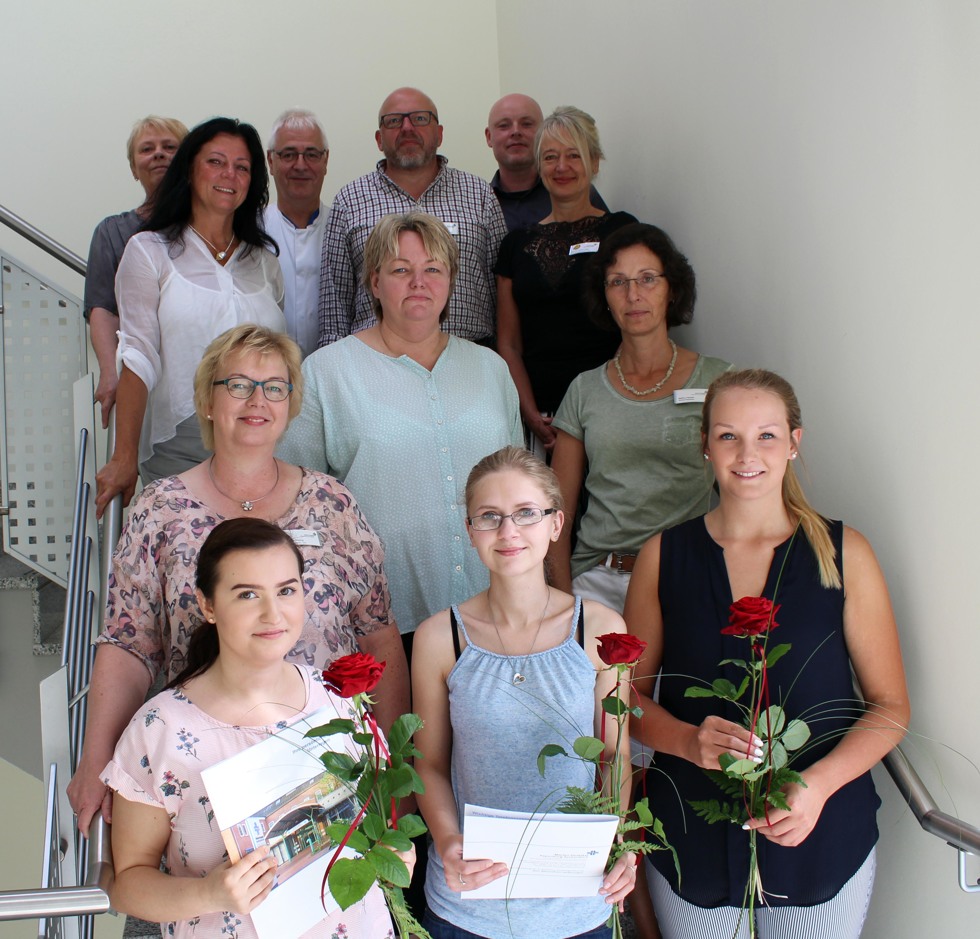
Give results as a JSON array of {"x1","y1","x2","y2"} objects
[
  {"x1": 272, "y1": 148, "x2": 327, "y2": 166},
  {"x1": 604, "y1": 273, "x2": 667, "y2": 292},
  {"x1": 213, "y1": 377, "x2": 293, "y2": 402},
  {"x1": 467, "y1": 508, "x2": 557, "y2": 531},
  {"x1": 379, "y1": 110, "x2": 438, "y2": 130}
]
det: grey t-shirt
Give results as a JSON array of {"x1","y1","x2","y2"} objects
[
  {"x1": 553, "y1": 354, "x2": 733, "y2": 577},
  {"x1": 83, "y1": 209, "x2": 142, "y2": 318}
]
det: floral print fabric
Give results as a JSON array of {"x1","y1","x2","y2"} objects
[
  {"x1": 103, "y1": 665, "x2": 394, "y2": 938},
  {"x1": 96, "y1": 469, "x2": 392, "y2": 682}
]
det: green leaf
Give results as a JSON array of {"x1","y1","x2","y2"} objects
[
  {"x1": 756, "y1": 705, "x2": 786, "y2": 738},
  {"x1": 572, "y1": 736, "x2": 604, "y2": 762},
  {"x1": 781, "y1": 718, "x2": 810, "y2": 751},
  {"x1": 634, "y1": 798, "x2": 653, "y2": 826},
  {"x1": 394, "y1": 813, "x2": 427, "y2": 839},
  {"x1": 305, "y1": 718, "x2": 356, "y2": 738},
  {"x1": 537, "y1": 743, "x2": 569, "y2": 776},
  {"x1": 628, "y1": 705, "x2": 644, "y2": 719},
  {"x1": 328, "y1": 856, "x2": 375, "y2": 909},
  {"x1": 367, "y1": 844, "x2": 411, "y2": 887},
  {"x1": 387, "y1": 713, "x2": 424, "y2": 754},
  {"x1": 765, "y1": 643, "x2": 792, "y2": 669},
  {"x1": 769, "y1": 741, "x2": 788, "y2": 769},
  {"x1": 326, "y1": 821, "x2": 371, "y2": 854},
  {"x1": 320, "y1": 751, "x2": 357, "y2": 779},
  {"x1": 351, "y1": 732, "x2": 375, "y2": 747},
  {"x1": 601, "y1": 695, "x2": 629, "y2": 717},
  {"x1": 767, "y1": 789, "x2": 791, "y2": 812},
  {"x1": 723, "y1": 758, "x2": 759, "y2": 777},
  {"x1": 718, "y1": 658, "x2": 748, "y2": 669},
  {"x1": 711, "y1": 678, "x2": 739, "y2": 699},
  {"x1": 733, "y1": 676, "x2": 750, "y2": 701},
  {"x1": 383, "y1": 764, "x2": 418, "y2": 799},
  {"x1": 685, "y1": 686, "x2": 721, "y2": 698},
  {"x1": 362, "y1": 813, "x2": 386, "y2": 842},
  {"x1": 380, "y1": 828, "x2": 413, "y2": 851}
]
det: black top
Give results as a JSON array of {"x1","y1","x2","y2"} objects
[
  {"x1": 647, "y1": 516, "x2": 879, "y2": 908},
  {"x1": 495, "y1": 211, "x2": 637, "y2": 413}
]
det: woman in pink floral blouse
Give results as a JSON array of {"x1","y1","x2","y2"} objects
[{"x1": 69, "y1": 325, "x2": 408, "y2": 836}]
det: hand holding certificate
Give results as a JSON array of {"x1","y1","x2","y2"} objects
[{"x1": 461, "y1": 803, "x2": 619, "y2": 900}]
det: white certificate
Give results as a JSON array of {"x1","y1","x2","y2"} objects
[{"x1": 461, "y1": 803, "x2": 618, "y2": 900}]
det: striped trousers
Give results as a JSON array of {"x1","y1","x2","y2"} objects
[{"x1": 648, "y1": 848, "x2": 876, "y2": 939}]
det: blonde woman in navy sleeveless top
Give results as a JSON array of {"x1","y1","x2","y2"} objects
[
  {"x1": 413, "y1": 446, "x2": 637, "y2": 939},
  {"x1": 624, "y1": 370, "x2": 909, "y2": 939}
]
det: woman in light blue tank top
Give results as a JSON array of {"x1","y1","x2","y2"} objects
[{"x1": 412, "y1": 446, "x2": 637, "y2": 939}]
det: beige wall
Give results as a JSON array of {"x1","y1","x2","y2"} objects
[
  {"x1": 3, "y1": 0, "x2": 502, "y2": 294},
  {"x1": 496, "y1": 1, "x2": 980, "y2": 935},
  {"x1": 2, "y1": 1, "x2": 979, "y2": 934}
]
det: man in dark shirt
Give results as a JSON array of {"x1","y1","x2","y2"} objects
[{"x1": 486, "y1": 94, "x2": 607, "y2": 231}]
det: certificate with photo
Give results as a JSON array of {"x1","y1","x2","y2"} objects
[
  {"x1": 200, "y1": 705, "x2": 359, "y2": 938},
  {"x1": 461, "y1": 803, "x2": 619, "y2": 900}
]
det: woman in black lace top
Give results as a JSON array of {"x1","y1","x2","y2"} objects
[{"x1": 494, "y1": 106, "x2": 636, "y2": 454}]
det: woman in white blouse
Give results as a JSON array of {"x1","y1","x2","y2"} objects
[{"x1": 96, "y1": 117, "x2": 285, "y2": 516}]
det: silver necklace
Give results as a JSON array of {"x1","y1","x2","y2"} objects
[
  {"x1": 190, "y1": 225, "x2": 235, "y2": 261},
  {"x1": 208, "y1": 456, "x2": 280, "y2": 512},
  {"x1": 614, "y1": 339, "x2": 678, "y2": 396},
  {"x1": 488, "y1": 588, "x2": 551, "y2": 685}
]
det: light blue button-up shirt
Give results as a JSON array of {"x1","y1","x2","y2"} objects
[{"x1": 279, "y1": 335, "x2": 522, "y2": 634}]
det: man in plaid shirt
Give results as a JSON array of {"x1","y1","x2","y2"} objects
[{"x1": 317, "y1": 87, "x2": 507, "y2": 347}]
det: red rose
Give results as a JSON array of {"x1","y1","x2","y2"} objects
[
  {"x1": 722, "y1": 596, "x2": 780, "y2": 637},
  {"x1": 596, "y1": 632, "x2": 648, "y2": 666},
  {"x1": 322, "y1": 653, "x2": 386, "y2": 697}
]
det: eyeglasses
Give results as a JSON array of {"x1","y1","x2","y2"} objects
[
  {"x1": 213, "y1": 377, "x2": 293, "y2": 402},
  {"x1": 379, "y1": 110, "x2": 438, "y2": 130},
  {"x1": 272, "y1": 147, "x2": 328, "y2": 165},
  {"x1": 467, "y1": 508, "x2": 557, "y2": 531},
  {"x1": 604, "y1": 273, "x2": 667, "y2": 292}
]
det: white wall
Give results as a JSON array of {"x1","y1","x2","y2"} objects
[
  {"x1": 2, "y1": 0, "x2": 502, "y2": 296},
  {"x1": 496, "y1": 1, "x2": 980, "y2": 935}
]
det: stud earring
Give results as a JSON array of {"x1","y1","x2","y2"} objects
[
  {"x1": 207, "y1": 414, "x2": 212, "y2": 420},
  {"x1": 703, "y1": 453, "x2": 710, "y2": 461},
  {"x1": 790, "y1": 453, "x2": 798, "y2": 460}
]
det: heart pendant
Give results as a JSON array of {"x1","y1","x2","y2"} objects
[{"x1": 512, "y1": 672, "x2": 526, "y2": 685}]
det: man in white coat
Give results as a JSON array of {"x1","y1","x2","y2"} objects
[{"x1": 264, "y1": 108, "x2": 330, "y2": 358}]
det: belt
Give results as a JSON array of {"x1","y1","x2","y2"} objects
[{"x1": 602, "y1": 552, "x2": 637, "y2": 574}]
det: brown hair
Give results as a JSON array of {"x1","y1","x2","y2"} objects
[
  {"x1": 702, "y1": 369, "x2": 841, "y2": 589},
  {"x1": 164, "y1": 517, "x2": 304, "y2": 690},
  {"x1": 194, "y1": 325, "x2": 304, "y2": 450},
  {"x1": 464, "y1": 446, "x2": 563, "y2": 514}
]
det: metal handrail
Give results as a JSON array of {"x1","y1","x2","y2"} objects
[
  {"x1": 883, "y1": 745, "x2": 980, "y2": 893},
  {"x1": 0, "y1": 203, "x2": 86, "y2": 276}
]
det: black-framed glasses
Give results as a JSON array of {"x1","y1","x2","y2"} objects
[
  {"x1": 379, "y1": 110, "x2": 438, "y2": 130},
  {"x1": 467, "y1": 508, "x2": 557, "y2": 531},
  {"x1": 272, "y1": 147, "x2": 327, "y2": 165},
  {"x1": 213, "y1": 377, "x2": 293, "y2": 402},
  {"x1": 604, "y1": 272, "x2": 667, "y2": 292}
]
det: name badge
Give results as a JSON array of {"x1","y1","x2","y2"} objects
[
  {"x1": 569, "y1": 241, "x2": 600, "y2": 255},
  {"x1": 443, "y1": 221, "x2": 460, "y2": 236},
  {"x1": 673, "y1": 389, "x2": 708, "y2": 405},
  {"x1": 287, "y1": 529, "x2": 322, "y2": 547}
]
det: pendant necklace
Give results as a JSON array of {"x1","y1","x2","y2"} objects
[
  {"x1": 208, "y1": 456, "x2": 280, "y2": 512},
  {"x1": 190, "y1": 225, "x2": 235, "y2": 261},
  {"x1": 489, "y1": 587, "x2": 551, "y2": 685},
  {"x1": 614, "y1": 338, "x2": 678, "y2": 396}
]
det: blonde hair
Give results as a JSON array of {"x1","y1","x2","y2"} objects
[
  {"x1": 465, "y1": 446, "x2": 563, "y2": 514},
  {"x1": 702, "y1": 369, "x2": 841, "y2": 590},
  {"x1": 361, "y1": 212, "x2": 460, "y2": 321},
  {"x1": 534, "y1": 106, "x2": 604, "y2": 177},
  {"x1": 194, "y1": 326, "x2": 304, "y2": 451},
  {"x1": 126, "y1": 116, "x2": 188, "y2": 172}
]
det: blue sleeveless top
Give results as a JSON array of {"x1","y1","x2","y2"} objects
[
  {"x1": 647, "y1": 517, "x2": 879, "y2": 907},
  {"x1": 424, "y1": 598, "x2": 613, "y2": 938}
]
